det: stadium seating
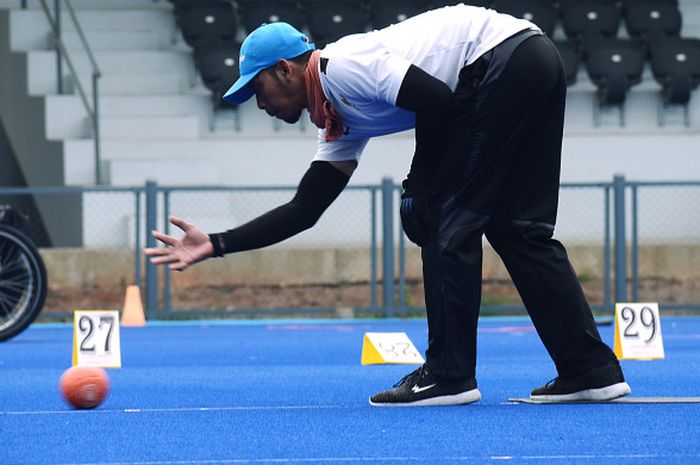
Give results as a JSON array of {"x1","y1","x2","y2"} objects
[
  {"x1": 369, "y1": 0, "x2": 427, "y2": 30},
  {"x1": 555, "y1": 40, "x2": 581, "y2": 85},
  {"x1": 194, "y1": 42, "x2": 242, "y2": 129},
  {"x1": 621, "y1": 0, "x2": 678, "y2": 12},
  {"x1": 299, "y1": 0, "x2": 366, "y2": 10},
  {"x1": 169, "y1": 0, "x2": 235, "y2": 18},
  {"x1": 306, "y1": 3, "x2": 370, "y2": 48},
  {"x1": 431, "y1": 0, "x2": 493, "y2": 7},
  {"x1": 239, "y1": 1, "x2": 307, "y2": 34},
  {"x1": 624, "y1": 3, "x2": 682, "y2": 42},
  {"x1": 169, "y1": 0, "x2": 221, "y2": 15},
  {"x1": 236, "y1": 0, "x2": 297, "y2": 8},
  {"x1": 194, "y1": 43, "x2": 240, "y2": 98},
  {"x1": 493, "y1": 0, "x2": 558, "y2": 37},
  {"x1": 585, "y1": 38, "x2": 645, "y2": 126},
  {"x1": 561, "y1": 1, "x2": 622, "y2": 45},
  {"x1": 649, "y1": 37, "x2": 700, "y2": 125},
  {"x1": 177, "y1": 1, "x2": 238, "y2": 48},
  {"x1": 558, "y1": 0, "x2": 619, "y2": 10},
  {"x1": 162, "y1": 0, "x2": 700, "y2": 130}
]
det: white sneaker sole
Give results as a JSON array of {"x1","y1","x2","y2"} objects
[
  {"x1": 369, "y1": 388, "x2": 482, "y2": 407},
  {"x1": 530, "y1": 382, "x2": 632, "y2": 403}
]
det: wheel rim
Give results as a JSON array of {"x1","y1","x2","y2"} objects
[{"x1": 0, "y1": 231, "x2": 41, "y2": 332}]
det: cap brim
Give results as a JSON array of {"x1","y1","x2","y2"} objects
[{"x1": 223, "y1": 72, "x2": 256, "y2": 105}]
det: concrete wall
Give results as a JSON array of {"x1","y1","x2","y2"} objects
[
  {"x1": 0, "y1": 10, "x2": 82, "y2": 246},
  {"x1": 39, "y1": 244, "x2": 700, "y2": 290},
  {"x1": 0, "y1": 120, "x2": 24, "y2": 186}
]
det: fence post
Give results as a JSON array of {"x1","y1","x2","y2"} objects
[
  {"x1": 144, "y1": 180, "x2": 159, "y2": 315},
  {"x1": 54, "y1": 0, "x2": 63, "y2": 94},
  {"x1": 134, "y1": 190, "x2": 142, "y2": 287},
  {"x1": 613, "y1": 174, "x2": 627, "y2": 303},
  {"x1": 370, "y1": 188, "x2": 378, "y2": 309},
  {"x1": 381, "y1": 177, "x2": 395, "y2": 317}
]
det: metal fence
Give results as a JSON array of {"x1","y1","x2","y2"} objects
[
  {"x1": 629, "y1": 181, "x2": 700, "y2": 311},
  {"x1": 1, "y1": 175, "x2": 698, "y2": 321}
]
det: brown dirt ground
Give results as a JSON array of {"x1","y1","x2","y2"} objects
[{"x1": 41, "y1": 277, "x2": 700, "y2": 319}]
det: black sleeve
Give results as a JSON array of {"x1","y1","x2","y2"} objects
[
  {"x1": 396, "y1": 64, "x2": 454, "y2": 194},
  {"x1": 208, "y1": 161, "x2": 350, "y2": 256}
]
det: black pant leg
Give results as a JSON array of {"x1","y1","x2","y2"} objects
[
  {"x1": 423, "y1": 36, "x2": 555, "y2": 379},
  {"x1": 422, "y1": 208, "x2": 484, "y2": 379},
  {"x1": 484, "y1": 38, "x2": 617, "y2": 379},
  {"x1": 423, "y1": 35, "x2": 615, "y2": 380},
  {"x1": 485, "y1": 223, "x2": 617, "y2": 378}
]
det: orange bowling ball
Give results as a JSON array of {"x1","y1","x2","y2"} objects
[{"x1": 59, "y1": 366, "x2": 110, "y2": 409}]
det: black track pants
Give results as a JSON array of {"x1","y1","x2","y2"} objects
[{"x1": 423, "y1": 34, "x2": 618, "y2": 380}]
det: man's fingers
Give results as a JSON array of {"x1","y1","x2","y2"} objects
[
  {"x1": 169, "y1": 261, "x2": 188, "y2": 272},
  {"x1": 150, "y1": 255, "x2": 179, "y2": 265},
  {"x1": 169, "y1": 215, "x2": 192, "y2": 233},
  {"x1": 145, "y1": 219, "x2": 194, "y2": 272},
  {"x1": 152, "y1": 230, "x2": 176, "y2": 246},
  {"x1": 143, "y1": 247, "x2": 169, "y2": 257}
]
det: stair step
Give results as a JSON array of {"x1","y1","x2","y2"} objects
[
  {"x1": 100, "y1": 115, "x2": 200, "y2": 139},
  {"x1": 27, "y1": 50, "x2": 196, "y2": 95},
  {"x1": 8, "y1": 8, "x2": 174, "y2": 32},
  {"x1": 47, "y1": 114, "x2": 203, "y2": 140},
  {"x1": 66, "y1": 139, "x2": 237, "y2": 161},
  {"x1": 8, "y1": 9, "x2": 175, "y2": 52},
  {"x1": 1, "y1": 0, "x2": 172, "y2": 9},
  {"x1": 66, "y1": 9, "x2": 174, "y2": 31},
  {"x1": 45, "y1": 94, "x2": 211, "y2": 139},
  {"x1": 106, "y1": 158, "x2": 221, "y2": 186},
  {"x1": 98, "y1": 72, "x2": 192, "y2": 94},
  {"x1": 99, "y1": 94, "x2": 211, "y2": 116},
  {"x1": 62, "y1": 136, "x2": 318, "y2": 186},
  {"x1": 50, "y1": 72, "x2": 198, "y2": 97},
  {"x1": 61, "y1": 29, "x2": 168, "y2": 52},
  {"x1": 30, "y1": 49, "x2": 193, "y2": 73}
]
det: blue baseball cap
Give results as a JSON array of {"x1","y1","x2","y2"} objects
[{"x1": 223, "y1": 22, "x2": 315, "y2": 105}]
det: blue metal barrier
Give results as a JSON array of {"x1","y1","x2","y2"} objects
[{"x1": 1, "y1": 176, "x2": 698, "y2": 320}]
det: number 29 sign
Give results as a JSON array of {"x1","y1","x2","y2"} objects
[
  {"x1": 72, "y1": 310, "x2": 122, "y2": 368},
  {"x1": 613, "y1": 303, "x2": 664, "y2": 360}
]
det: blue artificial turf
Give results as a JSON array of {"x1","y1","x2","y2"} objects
[{"x1": 1, "y1": 316, "x2": 699, "y2": 464}]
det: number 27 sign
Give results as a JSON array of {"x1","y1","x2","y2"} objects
[
  {"x1": 613, "y1": 303, "x2": 665, "y2": 360},
  {"x1": 72, "y1": 310, "x2": 122, "y2": 368}
]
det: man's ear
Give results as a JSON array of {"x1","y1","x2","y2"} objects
[{"x1": 276, "y1": 59, "x2": 293, "y2": 81}]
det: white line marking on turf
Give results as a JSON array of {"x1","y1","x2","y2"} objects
[
  {"x1": 53, "y1": 454, "x2": 700, "y2": 465},
  {"x1": 0, "y1": 405, "x2": 345, "y2": 416}
]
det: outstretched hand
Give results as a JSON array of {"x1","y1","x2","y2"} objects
[{"x1": 143, "y1": 216, "x2": 214, "y2": 271}]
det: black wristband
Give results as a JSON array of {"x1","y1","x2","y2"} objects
[{"x1": 208, "y1": 233, "x2": 225, "y2": 257}]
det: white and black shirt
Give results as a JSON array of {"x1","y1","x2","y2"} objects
[{"x1": 312, "y1": 4, "x2": 540, "y2": 163}]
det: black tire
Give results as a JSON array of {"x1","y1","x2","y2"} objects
[{"x1": 0, "y1": 224, "x2": 48, "y2": 341}]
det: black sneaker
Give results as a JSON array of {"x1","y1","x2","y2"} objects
[
  {"x1": 369, "y1": 365, "x2": 481, "y2": 407},
  {"x1": 530, "y1": 360, "x2": 631, "y2": 402}
]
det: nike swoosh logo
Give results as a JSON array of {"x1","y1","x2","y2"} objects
[{"x1": 411, "y1": 383, "x2": 437, "y2": 394}]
